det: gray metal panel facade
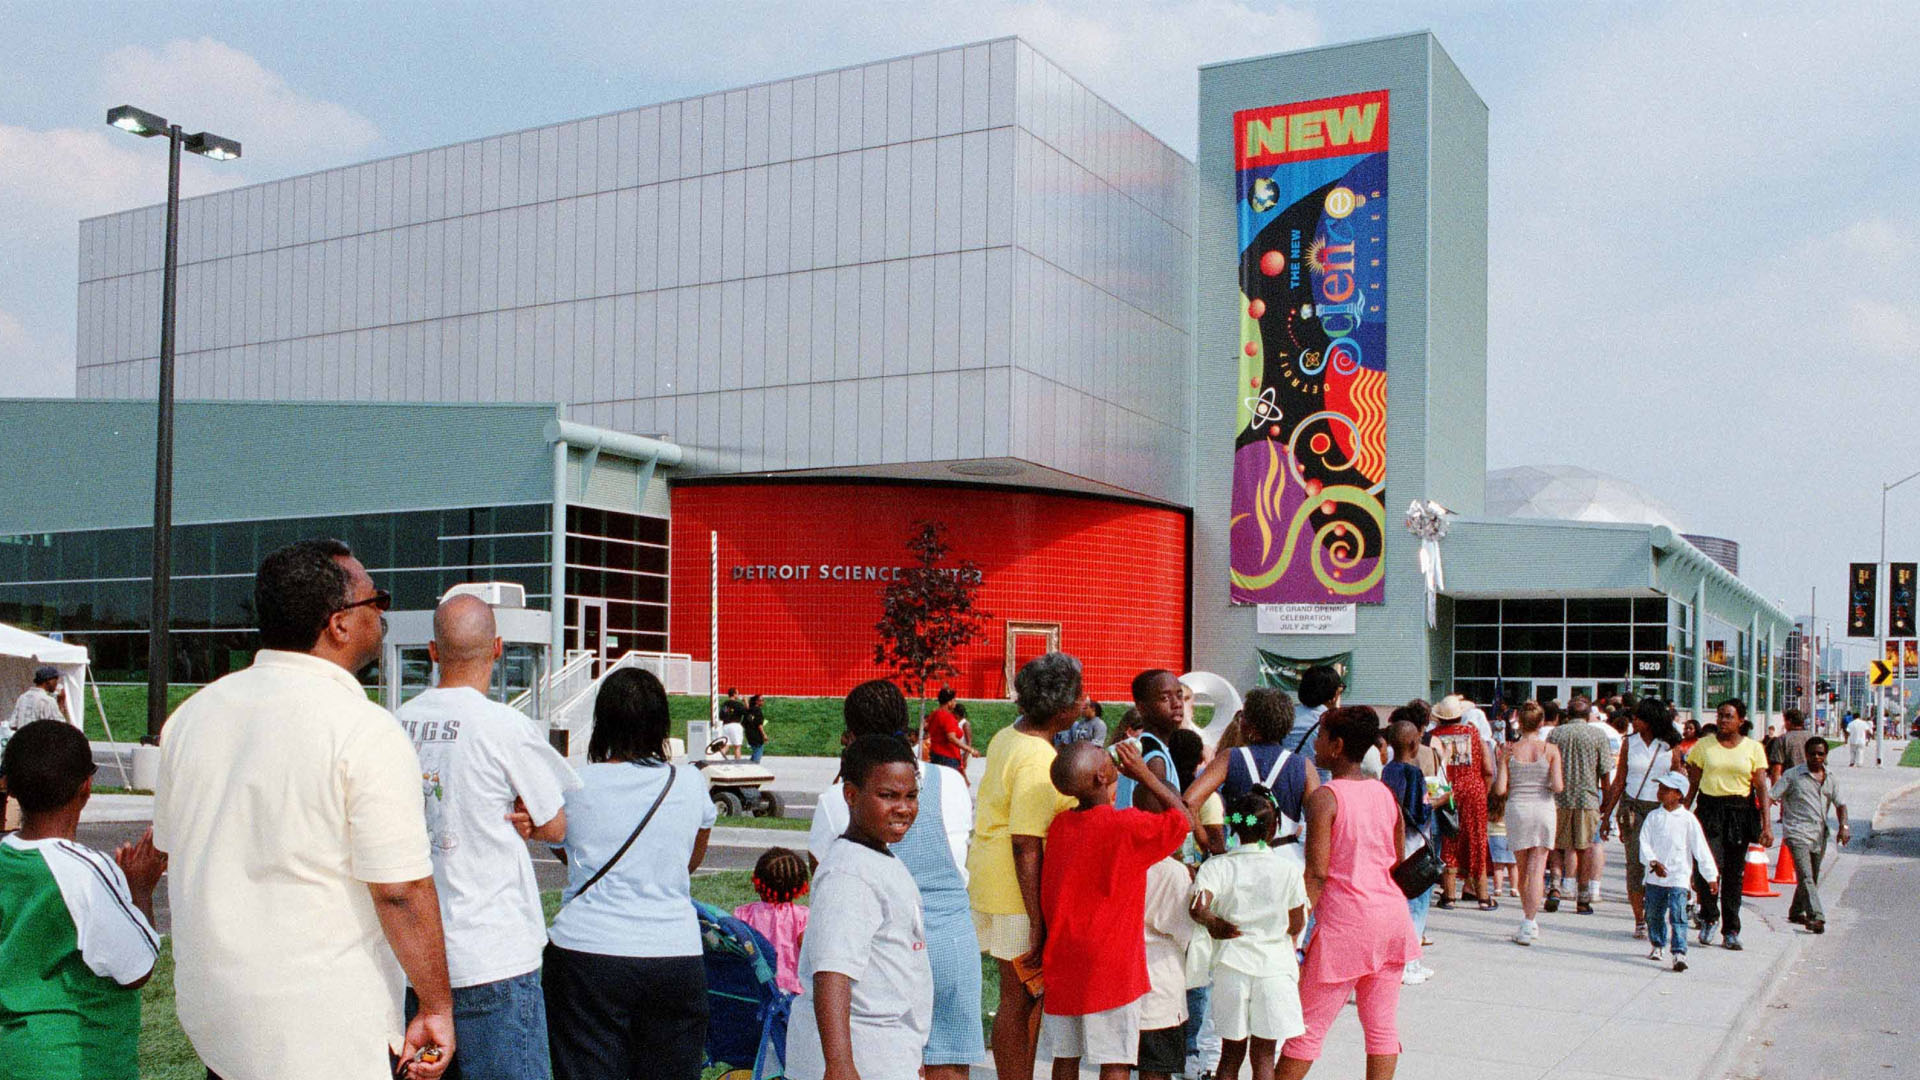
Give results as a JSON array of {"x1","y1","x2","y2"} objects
[
  {"x1": 1192, "y1": 34, "x2": 1487, "y2": 702},
  {"x1": 0, "y1": 399, "x2": 557, "y2": 534},
  {"x1": 74, "y1": 39, "x2": 1195, "y2": 505}
]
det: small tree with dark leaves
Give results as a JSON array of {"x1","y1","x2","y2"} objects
[{"x1": 874, "y1": 521, "x2": 991, "y2": 723}]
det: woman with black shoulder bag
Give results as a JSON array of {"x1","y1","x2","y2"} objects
[{"x1": 544, "y1": 668, "x2": 717, "y2": 1080}]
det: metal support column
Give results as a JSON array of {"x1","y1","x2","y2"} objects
[
  {"x1": 1749, "y1": 610, "x2": 1761, "y2": 722},
  {"x1": 550, "y1": 439, "x2": 569, "y2": 670},
  {"x1": 1693, "y1": 577, "x2": 1708, "y2": 722}
]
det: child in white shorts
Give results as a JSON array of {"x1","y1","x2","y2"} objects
[{"x1": 1187, "y1": 788, "x2": 1309, "y2": 1080}]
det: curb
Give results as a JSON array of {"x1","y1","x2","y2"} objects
[{"x1": 1698, "y1": 776, "x2": 1917, "y2": 1078}]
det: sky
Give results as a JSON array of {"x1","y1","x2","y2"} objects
[{"x1": 3, "y1": 0, "x2": 1917, "y2": 636}]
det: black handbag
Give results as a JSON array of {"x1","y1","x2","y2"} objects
[
  {"x1": 1391, "y1": 785, "x2": 1445, "y2": 899},
  {"x1": 1392, "y1": 836, "x2": 1445, "y2": 899},
  {"x1": 1432, "y1": 800, "x2": 1461, "y2": 839}
]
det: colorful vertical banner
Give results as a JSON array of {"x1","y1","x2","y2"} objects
[
  {"x1": 1889, "y1": 562, "x2": 1916, "y2": 638},
  {"x1": 1904, "y1": 639, "x2": 1918, "y2": 678},
  {"x1": 1230, "y1": 90, "x2": 1390, "y2": 605},
  {"x1": 1848, "y1": 563, "x2": 1878, "y2": 637}
]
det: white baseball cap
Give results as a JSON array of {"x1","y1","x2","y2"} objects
[{"x1": 1654, "y1": 771, "x2": 1689, "y2": 793}]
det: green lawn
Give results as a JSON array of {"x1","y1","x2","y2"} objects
[
  {"x1": 1900, "y1": 739, "x2": 1920, "y2": 767},
  {"x1": 85, "y1": 683, "x2": 1045, "y2": 758}
]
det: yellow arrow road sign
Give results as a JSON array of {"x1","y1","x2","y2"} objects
[{"x1": 1870, "y1": 659, "x2": 1896, "y2": 686}]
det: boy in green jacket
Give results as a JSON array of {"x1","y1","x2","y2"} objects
[{"x1": 0, "y1": 720, "x2": 164, "y2": 1080}]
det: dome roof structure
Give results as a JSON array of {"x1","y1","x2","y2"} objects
[{"x1": 1484, "y1": 465, "x2": 1685, "y2": 532}]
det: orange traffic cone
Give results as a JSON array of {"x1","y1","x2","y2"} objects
[
  {"x1": 1770, "y1": 840, "x2": 1799, "y2": 885},
  {"x1": 1742, "y1": 844, "x2": 1780, "y2": 898}
]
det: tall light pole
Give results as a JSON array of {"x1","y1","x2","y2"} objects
[
  {"x1": 1877, "y1": 467, "x2": 1920, "y2": 764},
  {"x1": 106, "y1": 105, "x2": 241, "y2": 742}
]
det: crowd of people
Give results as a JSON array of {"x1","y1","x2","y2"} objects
[{"x1": 0, "y1": 536, "x2": 1862, "y2": 1080}]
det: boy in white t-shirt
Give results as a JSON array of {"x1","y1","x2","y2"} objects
[
  {"x1": 786, "y1": 735, "x2": 934, "y2": 1080},
  {"x1": 1639, "y1": 772, "x2": 1717, "y2": 972},
  {"x1": 396, "y1": 594, "x2": 579, "y2": 1080}
]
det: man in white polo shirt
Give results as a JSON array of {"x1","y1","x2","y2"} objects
[
  {"x1": 154, "y1": 539, "x2": 453, "y2": 1080},
  {"x1": 397, "y1": 593, "x2": 577, "y2": 1080}
]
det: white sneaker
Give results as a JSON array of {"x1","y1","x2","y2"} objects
[
  {"x1": 1416, "y1": 961, "x2": 1436, "y2": 978},
  {"x1": 1402, "y1": 965, "x2": 1432, "y2": 985},
  {"x1": 1647, "y1": 945, "x2": 1663, "y2": 962},
  {"x1": 1514, "y1": 921, "x2": 1538, "y2": 946}
]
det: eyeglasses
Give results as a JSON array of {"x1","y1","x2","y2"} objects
[{"x1": 335, "y1": 589, "x2": 393, "y2": 616}]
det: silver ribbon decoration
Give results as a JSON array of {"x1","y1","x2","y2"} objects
[{"x1": 1405, "y1": 499, "x2": 1451, "y2": 629}]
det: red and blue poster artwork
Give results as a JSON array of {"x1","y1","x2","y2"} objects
[{"x1": 1230, "y1": 90, "x2": 1389, "y2": 605}]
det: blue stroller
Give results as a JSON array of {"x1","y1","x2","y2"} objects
[{"x1": 696, "y1": 900, "x2": 792, "y2": 1080}]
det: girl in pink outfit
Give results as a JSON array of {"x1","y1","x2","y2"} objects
[
  {"x1": 731, "y1": 847, "x2": 811, "y2": 995},
  {"x1": 1279, "y1": 707, "x2": 1421, "y2": 1080}
]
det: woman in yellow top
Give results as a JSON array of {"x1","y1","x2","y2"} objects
[
  {"x1": 965, "y1": 651, "x2": 1086, "y2": 1080},
  {"x1": 1683, "y1": 698, "x2": 1771, "y2": 950}
]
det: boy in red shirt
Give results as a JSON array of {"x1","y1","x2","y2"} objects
[{"x1": 1039, "y1": 740, "x2": 1196, "y2": 1080}]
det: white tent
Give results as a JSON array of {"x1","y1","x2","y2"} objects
[{"x1": 0, "y1": 622, "x2": 89, "y2": 731}]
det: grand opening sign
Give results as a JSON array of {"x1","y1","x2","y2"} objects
[{"x1": 1229, "y1": 90, "x2": 1390, "y2": 606}]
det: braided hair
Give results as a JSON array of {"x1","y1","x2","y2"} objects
[
  {"x1": 751, "y1": 846, "x2": 811, "y2": 905},
  {"x1": 1223, "y1": 787, "x2": 1279, "y2": 848}
]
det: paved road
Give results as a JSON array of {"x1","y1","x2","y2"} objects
[{"x1": 1725, "y1": 780, "x2": 1920, "y2": 1079}]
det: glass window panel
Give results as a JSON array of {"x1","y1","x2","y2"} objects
[
  {"x1": 1454, "y1": 599, "x2": 1499, "y2": 625},
  {"x1": 1504, "y1": 599, "x2": 1565, "y2": 624},
  {"x1": 496, "y1": 504, "x2": 547, "y2": 533},
  {"x1": 1454, "y1": 625, "x2": 1499, "y2": 650},
  {"x1": 1453, "y1": 652, "x2": 1498, "y2": 677},
  {"x1": 600, "y1": 541, "x2": 641, "y2": 573},
  {"x1": 490, "y1": 534, "x2": 546, "y2": 565},
  {"x1": 211, "y1": 576, "x2": 254, "y2": 627},
  {"x1": 635, "y1": 516, "x2": 668, "y2": 545},
  {"x1": 1454, "y1": 680, "x2": 1498, "y2": 708},
  {"x1": 58, "y1": 530, "x2": 99, "y2": 579},
  {"x1": 571, "y1": 506, "x2": 606, "y2": 536},
  {"x1": 1634, "y1": 625, "x2": 1670, "y2": 651},
  {"x1": 169, "y1": 578, "x2": 212, "y2": 630},
  {"x1": 1567, "y1": 626, "x2": 1630, "y2": 652},
  {"x1": 567, "y1": 536, "x2": 604, "y2": 568},
  {"x1": 633, "y1": 547, "x2": 667, "y2": 575},
  {"x1": 172, "y1": 525, "x2": 214, "y2": 576},
  {"x1": 1634, "y1": 597, "x2": 1668, "y2": 623},
  {"x1": 392, "y1": 512, "x2": 440, "y2": 567},
  {"x1": 1504, "y1": 625, "x2": 1563, "y2": 651},
  {"x1": 634, "y1": 575, "x2": 666, "y2": 605},
  {"x1": 213, "y1": 522, "x2": 258, "y2": 575},
  {"x1": 1502, "y1": 653, "x2": 1564, "y2": 679}
]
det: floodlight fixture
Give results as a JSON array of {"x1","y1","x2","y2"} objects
[
  {"x1": 184, "y1": 131, "x2": 242, "y2": 161},
  {"x1": 107, "y1": 104, "x2": 167, "y2": 137}
]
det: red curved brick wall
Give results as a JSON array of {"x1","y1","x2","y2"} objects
[{"x1": 670, "y1": 482, "x2": 1189, "y2": 700}]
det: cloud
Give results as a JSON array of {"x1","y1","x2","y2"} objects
[
  {"x1": 0, "y1": 37, "x2": 381, "y2": 400},
  {"x1": 0, "y1": 307, "x2": 74, "y2": 398}
]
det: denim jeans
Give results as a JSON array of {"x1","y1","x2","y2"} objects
[
  {"x1": 749, "y1": 742, "x2": 766, "y2": 764},
  {"x1": 1644, "y1": 884, "x2": 1688, "y2": 955},
  {"x1": 407, "y1": 969, "x2": 551, "y2": 1080},
  {"x1": 1407, "y1": 884, "x2": 1434, "y2": 938}
]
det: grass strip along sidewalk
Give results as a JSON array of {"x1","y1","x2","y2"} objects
[
  {"x1": 139, "y1": 871, "x2": 1000, "y2": 1078},
  {"x1": 86, "y1": 685, "x2": 1035, "y2": 757}
]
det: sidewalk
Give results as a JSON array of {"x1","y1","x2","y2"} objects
[
  {"x1": 1248, "y1": 749, "x2": 1913, "y2": 1080},
  {"x1": 87, "y1": 743, "x2": 981, "y2": 824},
  {"x1": 974, "y1": 745, "x2": 1913, "y2": 1080}
]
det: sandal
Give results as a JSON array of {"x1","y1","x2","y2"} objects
[
  {"x1": 1478, "y1": 897, "x2": 1500, "y2": 911},
  {"x1": 1544, "y1": 889, "x2": 1561, "y2": 913},
  {"x1": 1436, "y1": 895, "x2": 1457, "y2": 910}
]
